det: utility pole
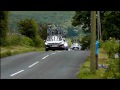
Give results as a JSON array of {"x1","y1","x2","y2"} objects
[
  {"x1": 97, "y1": 11, "x2": 100, "y2": 41},
  {"x1": 97, "y1": 11, "x2": 101, "y2": 40},
  {"x1": 90, "y1": 11, "x2": 96, "y2": 72},
  {"x1": 99, "y1": 11, "x2": 101, "y2": 40}
]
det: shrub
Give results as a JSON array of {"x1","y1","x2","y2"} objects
[
  {"x1": 6, "y1": 34, "x2": 20, "y2": 46},
  {"x1": 102, "y1": 58, "x2": 120, "y2": 79},
  {"x1": 102, "y1": 38, "x2": 119, "y2": 58},
  {"x1": 32, "y1": 36, "x2": 44, "y2": 47},
  {"x1": 19, "y1": 35, "x2": 33, "y2": 46},
  {"x1": 0, "y1": 38, "x2": 7, "y2": 46},
  {"x1": 99, "y1": 40, "x2": 104, "y2": 48},
  {"x1": 0, "y1": 33, "x2": 44, "y2": 48},
  {"x1": 81, "y1": 35, "x2": 90, "y2": 50},
  {"x1": 1, "y1": 34, "x2": 34, "y2": 46}
]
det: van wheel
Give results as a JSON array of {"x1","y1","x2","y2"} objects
[{"x1": 45, "y1": 48, "x2": 48, "y2": 51}]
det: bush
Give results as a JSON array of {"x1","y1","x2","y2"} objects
[
  {"x1": 80, "y1": 35, "x2": 90, "y2": 50},
  {"x1": 6, "y1": 34, "x2": 20, "y2": 46},
  {"x1": 19, "y1": 35, "x2": 33, "y2": 46},
  {"x1": 102, "y1": 58, "x2": 120, "y2": 79},
  {"x1": 0, "y1": 33, "x2": 44, "y2": 48},
  {"x1": 102, "y1": 38, "x2": 119, "y2": 58},
  {"x1": 0, "y1": 38, "x2": 7, "y2": 46},
  {"x1": 1, "y1": 34, "x2": 34, "y2": 47},
  {"x1": 32, "y1": 36, "x2": 44, "y2": 47},
  {"x1": 101, "y1": 38, "x2": 120, "y2": 79},
  {"x1": 99, "y1": 40, "x2": 104, "y2": 48}
]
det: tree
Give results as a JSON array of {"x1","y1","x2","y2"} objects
[
  {"x1": 81, "y1": 35, "x2": 90, "y2": 50},
  {"x1": 102, "y1": 29, "x2": 108, "y2": 41},
  {"x1": 101, "y1": 11, "x2": 120, "y2": 40},
  {"x1": 17, "y1": 18, "x2": 38, "y2": 39},
  {"x1": 72, "y1": 11, "x2": 120, "y2": 40},
  {"x1": 38, "y1": 24, "x2": 47, "y2": 40},
  {"x1": 0, "y1": 11, "x2": 9, "y2": 39},
  {"x1": 72, "y1": 11, "x2": 91, "y2": 33},
  {"x1": 67, "y1": 26, "x2": 78, "y2": 37}
]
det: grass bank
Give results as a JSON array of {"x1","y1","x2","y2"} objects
[
  {"x1": 76, "y1": 48, "x2": 109, "y2": 79},
  {"x1": 0, "y1": 34, "x2": 45, "y2": 58},
  {"x1": 0, "y1": 45, "x2": 44, "y2": 58}
]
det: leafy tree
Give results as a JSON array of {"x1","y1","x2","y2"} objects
[
  {"x1": 72, "y1": 11, "x2": 91, "y2": 33},
  {"x1": 17, "y1": 18, "x2": 38, "y2": 39},
  {"x1": 67, "y1": 26, "x2": 78, "y2": 37},
  {"x1": 80, "y1": 35, "x2": 90, "y2": 50},
  {"x1": 102, "y1": 29, "x2": 108, "y2": 41},
  {"x1": 72, "y1": 11, "x2": 120, "y2": 40},
  {"x1": 101, "y1": 11, "x2": 120, "y2": 40},
  {"x1": 0, "y1": 11, "x2": 9, "y2": 40},
  {"x1": 38, "y1": 24, "x2": 47, "y2": 40}
]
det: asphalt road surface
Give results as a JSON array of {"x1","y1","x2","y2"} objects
[{"x1": 1, "y1": 50, "x2": 89, "y2": 79}]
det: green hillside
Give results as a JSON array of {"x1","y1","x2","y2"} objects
[
  {"x1": 9, "y1": 11, "x2": 75, "y2": 31},
  {"x1": 8, "y1": 11, "x2": 88, "y2": 38}
]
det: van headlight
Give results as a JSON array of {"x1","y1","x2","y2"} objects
[
  {"x1": 45, "y1": 42, "x2": 48, "y2": 45},
  {"x1": 64, "y1": 43, "x2": 68, "y2": 47}
]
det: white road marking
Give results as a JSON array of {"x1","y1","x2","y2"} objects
[
  {"x1": 10, "y1": 70, "x2": 24, "y2": 76},
  {"x1": 68, "y1": 48, "x2": 71, "y2": 51},
  {"x1": 28, "y1": 61, "x2": 39, "y2": 68},
  {"x1": 42, "y1": 55, "x2": 49, "y2": 59},
  {"x1": 57, "y1": 51, "x2": 61, "y2": 52},
  {"x1": 51, "y1": 52, "x2": 56, "y2": 55}
]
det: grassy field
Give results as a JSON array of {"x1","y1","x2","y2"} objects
[
  {"x1": 0, "y1": 46, "x2": 44, "y2": 58},
  {"x1": 76, "y1": 48, "x2": 109, "y2": 79}
]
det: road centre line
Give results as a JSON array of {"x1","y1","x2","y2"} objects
[
  {"x1": 57, "y1": 51, "x2": 62, "y2": 52},
  {"x1": 42, "y1": 55, "x2": 49, "y2": 59},
  {"x1": 28, "y1": 61, "x2": 39, "y2": 68},
  {"x1": 51, "y1": 52, "x2": 56, "y2": 55},
  {"x1": 10, "y1": 53, "x2": 55, "y2": 77},
  {"x1": 10, "y1": 70, "x2": 24, "y2": 76}
]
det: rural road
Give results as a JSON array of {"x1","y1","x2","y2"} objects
[{"x1": 1, "y1": 50, "x2": 89, "y2": 79}]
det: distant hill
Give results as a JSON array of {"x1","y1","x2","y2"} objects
[
  {"x1": 8, "y1": 11, "x2": 88, "y2": 38},
  {"x1": 9, "y1": 11, "x2": 75, "y2": 31}
]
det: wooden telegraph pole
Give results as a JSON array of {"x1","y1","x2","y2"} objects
[
  {"x1": 97, "y1": 11, "x2": 100, "y2": 41},
  {"x1": 90, "y1": 11, "x2": 96, "y2": 72},
  {"x1": 97, "y1": 11, "x2": 101, "y2": 41}
]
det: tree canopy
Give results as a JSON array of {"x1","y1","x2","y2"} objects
[
  {"x1": 17, "y1": 18, "x2": 38, "y2": 39},
  {"x1": 101, "y1": 11, "x2": 120, "y2": 40},
  {"x1": 72, "y1": 11, "x2": 91, "y2": 33},
  {"x1": 0, "y1": 11, "x2": 9, "y2": 39},
  {"x1": 38, "y1": 24, "x2": 47, "y2": 40},
  {"x1": 71, "y1": 11, "x2": 120, "y2": 40}
]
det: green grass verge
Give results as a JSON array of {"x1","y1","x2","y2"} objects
[
  {"x1": 0, "y1": 45, "x2": 45, "y2": 58},
  {"x1": 76, "y1": 48, "x2": 109, "y2": 79}
]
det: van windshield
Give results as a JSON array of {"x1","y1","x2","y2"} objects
[
  {"x1": 47, "y1": 35, "x2": 63, "y2": 41},
  {"x1": 72, "y1": 43, "x2": 79, "y2": 46}
]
